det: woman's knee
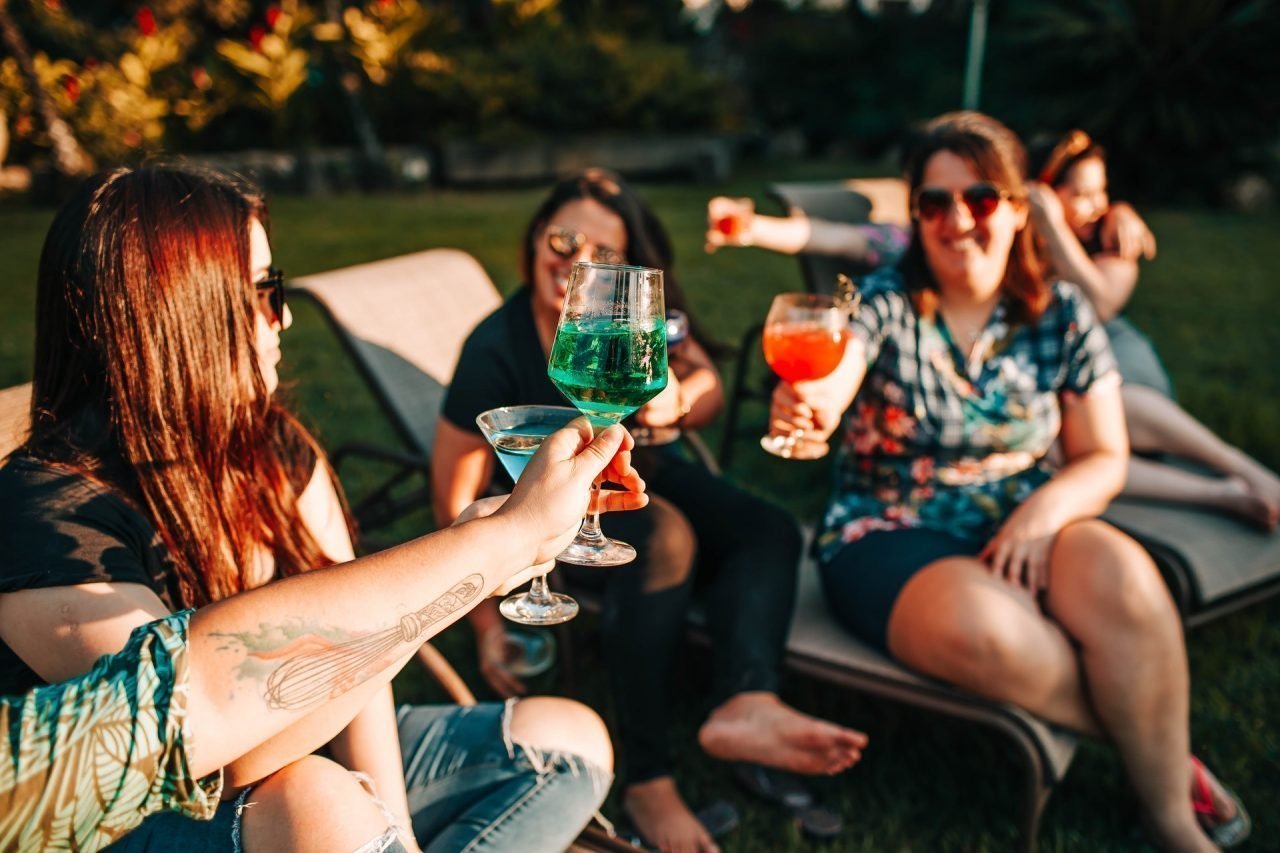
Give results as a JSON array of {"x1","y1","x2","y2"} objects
[
  {"x1": 1051, "y1": 520, "x2": 1174, "y2": 628},
  {"x1": 638, "y1": 495, "x2": 697, "y2": 592},
  {"x1": 889, "y1": 562, "x2": 1043, "y2": 690},
  {"x1": 508, "y1": 696, "x2": 614, "y2": 773},
  {"x1": 241, "y1": 755, "x2": 390, "y2": 853}
]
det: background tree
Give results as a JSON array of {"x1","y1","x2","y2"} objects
[{"x1": 0, "y1": 0, "x2": 91, "y2": 176}]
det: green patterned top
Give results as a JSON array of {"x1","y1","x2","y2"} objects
[{"x1": 0, "y1": 611, "x2": 222, "y2": 852}]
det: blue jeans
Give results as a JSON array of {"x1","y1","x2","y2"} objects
[{"x1": 103, "y1": 701, "x2": 610, "y2": 853}]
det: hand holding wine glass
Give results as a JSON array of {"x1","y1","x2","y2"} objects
[
  {"x1": 548, "y1": 261, "x2": 668, "y2": 565},
  {"x1": 475, "y1": 405, "x2": 646, "y2": 624},
  {"x1": 760, "y1": 293, "x2": 852, "y2": 459}
]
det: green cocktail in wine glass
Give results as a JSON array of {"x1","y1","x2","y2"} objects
[
  {"x1": 476, "y1": 405, "x2": 583, "y2": 625},
  {"x1": 549, "y1": 261, "x2": 667, "y2": 566}
]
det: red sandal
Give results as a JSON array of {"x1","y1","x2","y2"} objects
[{"x1": 1190, "y1": 755, "x2": 1252, "y2": 849}]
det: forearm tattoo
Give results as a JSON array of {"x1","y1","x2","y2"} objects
[{"x1": 214, "y1": 575, "x2": 484, "y2": 711}]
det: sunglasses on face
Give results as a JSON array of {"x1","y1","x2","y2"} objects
[
  {"x1": 545, "y1": 225, "x2": 625, "y2": 266},
  {"x1": 912, "y1": 183, "x2": 1010, "y2": 222},
  {"x1": 255, "y1": 266, "x2": 286, "y2": 320}
]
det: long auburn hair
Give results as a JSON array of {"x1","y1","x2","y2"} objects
[
  {"x1": 25, "y1": 164, "x2": 337, "y2": 608},
  {"x1": 899, "y1": 111, "x2": 1050, "y2": 324},
  {"x1": 520, "y1": 168, "x2": 724, "y2": 355}
]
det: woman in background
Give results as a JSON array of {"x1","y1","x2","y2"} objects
[
  {"x1": 1030, "y1": 130, "x2": 1280, "y2": 529},
  {"x1": 433, "y1": 168, "x2": 866, "y2": 853}
]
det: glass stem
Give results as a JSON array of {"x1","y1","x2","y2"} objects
[
  {"x1": 527, "y1": 572, "x2": 553, "y2": 604},
  {"x1": 575, "y1": 478, "x2": 609, "y2": 546}
]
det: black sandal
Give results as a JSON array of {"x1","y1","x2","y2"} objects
[{"x1": 733, "y1": 762, "x2": 844, "y2": 840}]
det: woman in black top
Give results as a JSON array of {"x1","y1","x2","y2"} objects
[
  {"x1": 433, "y1": 169, "x2": 867, "y2": 852},
  {"x1": 0, "y1": 164, "x2": 617, "y2": 853}
]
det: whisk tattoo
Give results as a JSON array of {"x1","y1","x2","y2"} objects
[{"x1": 264, "y1": 574, "x2": 484, "y2": 710}]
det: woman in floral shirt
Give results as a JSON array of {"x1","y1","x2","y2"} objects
[{"x1": 774, "y1": 112, "x2": 1247, "y2": 851}]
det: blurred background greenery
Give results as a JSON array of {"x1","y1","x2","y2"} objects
[{"x1": 1, "y1": 0, "x2": 1278, "y2": 202}]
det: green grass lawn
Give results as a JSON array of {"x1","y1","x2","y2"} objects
[{"x1": 1, "y1": 163, "x2": 1277, "y2": 851}]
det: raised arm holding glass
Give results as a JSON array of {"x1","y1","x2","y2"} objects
[
  {"x1": 773, "y1": 113, "x2": 1247, "y2": 852},
  {"x1": 0, "y1": 165, "x2": 623, "y2": 853},
  {"x1": 432, "y1": 169, "x2": 866, "y2": 853}
]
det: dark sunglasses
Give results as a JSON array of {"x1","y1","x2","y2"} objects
[
  {"x1": 255, "y1": 266, "x2": 286, "y2": 320},
  {"x1": 912, "y1": 183, "x2": 1010, "y2": 222},
  {"x1": 546, "y1": 225, "x2": 625, "y2": 266}
]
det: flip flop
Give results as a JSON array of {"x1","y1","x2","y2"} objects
[
  {"x1": 732, "y1": 762, "x2": 844, "y2": 840},
  {"x1": 1190, "y1": 756, "x2": 1252, "y2": 849},
  {"x1": 614, "y1": 798, "x2": 741, "y2": 851}
]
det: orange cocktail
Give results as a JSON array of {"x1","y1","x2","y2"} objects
[{"x1": 760, "y1": 293, "x2": 851, "y2": 459}]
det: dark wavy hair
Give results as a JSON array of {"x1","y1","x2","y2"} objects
[
  {"x1": 520, "y1": 168, "x2": 723, "y2": 355},
  {"x1": 25, "y1": 164, "x2": 340, "y2": 607},
  {"x1": 899, "y1": 111, "x2": 1050, "y2": 323}
]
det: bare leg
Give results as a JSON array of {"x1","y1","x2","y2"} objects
[
  {"x1": 506, "y1": 696, "x2": 614, "y2": 772},
  {"x1": 1045, "y1": 520, "x2": 1212, "y2": 852},
  {"x1": 698, "y1": 691, "x2": 866, "y2": 774},
  {"x1": 240, "y1": 755, "x2": 400, "y2": 853},
  {"x1": 887, "y1": 557, "x2": 1101, "y2": 734},
  {"x1": 1124, "y1": 385, "x2": 1280, "y2": 526},
  {"x1": 1124, "y1": 456, "x2": 1276, "y2": 529},
  {"x1": 886, "y1": 520, "x2": 1215, "y2": 851}
]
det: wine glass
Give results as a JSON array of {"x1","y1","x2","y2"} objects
[
  {"x1": 548, "y1": 261, "x2": 667, "y2": 566},
  {"x1": 631, "y1": 309, "x2": 688, "y2": 447},
  {"x1": 760, "y1": 292, "x2": 850, "y2": 460},
  {"x1": 476, "y1": 404, "x2": 583, "y2": 625}
]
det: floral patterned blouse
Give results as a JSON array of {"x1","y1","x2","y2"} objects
[
  {"x1": 0, "y1": 611, "x2": 221, "y2": 853},
  {"x1": 816, "y1": 270, "x2": 1119, "y2": 562}
]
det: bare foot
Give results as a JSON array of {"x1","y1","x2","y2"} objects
[
  {"x1": 1234, "y1": 465, "x2": 1280, "y2": 531},
  {"x1": 697, "y1": 691, "x2": 867, "y2": 776},
  {"x1": 1216, "y1": 476, "x2": 1278, "y2": 531},
  {"x1": 623, "y1": 777, "x2": 718, "y2": 853}
]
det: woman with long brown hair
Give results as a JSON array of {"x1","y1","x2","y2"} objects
[
  {"x1": 0, "y1": 164, "x2": 615, "y2": 852},
  {"x1": 1029, "y1": 130, "x2": 1280, "y2": 529},
  {"x1": 774, "y1": 112, "x2": 1249, "y2": 850}
]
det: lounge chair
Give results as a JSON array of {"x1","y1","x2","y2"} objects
[
  {"x1": 289, "y1": 248, "x2": 504, "y2": 536},
  {"x1": 704, "y1": 178, "x2": 1280, "y2": 850},
  {"x1": 0, "y1": 382, "x2": 30, "y2": 460}
]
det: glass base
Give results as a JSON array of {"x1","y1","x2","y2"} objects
[
  {"x1": 556, "y1": 537, "x2": 637, "y2": 566},
  {"x1": 499, "y1": 590, "x2": 580, "y2": 626},
  {"x1": 760, "y1": 432, "x2": 830, "y2": 460}
]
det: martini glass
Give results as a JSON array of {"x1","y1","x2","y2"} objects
[
  {"x1": 476, "y1": 404, "x2": 583, "y2": 625},
  {"x1": 548, "y1": 261, "x2": 667, "y2": 566}
]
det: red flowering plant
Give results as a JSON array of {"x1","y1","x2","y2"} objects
[{"x1": 0, "y1": 1, "x2": 234, "y2": 164}]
